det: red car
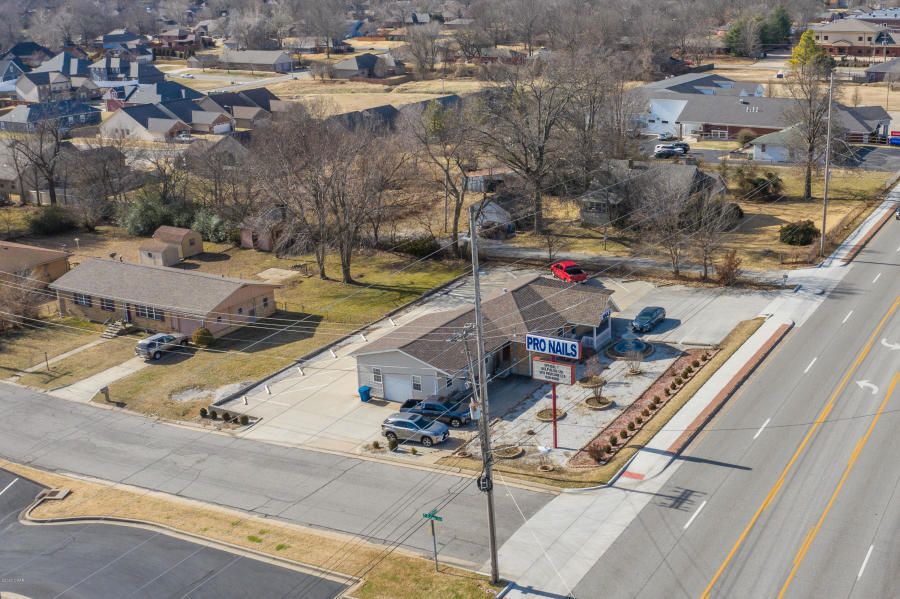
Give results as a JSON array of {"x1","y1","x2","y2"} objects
[{"x1": 551, "y1": 261, "x2": 588, "y2": 283}]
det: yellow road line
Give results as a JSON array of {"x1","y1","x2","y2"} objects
[
  {"x1": 701, "y1": 293, "x2": 900, "y2": 599},
  {"x1": 777, "y1": 373, "x2": 900, "y2": 598}
]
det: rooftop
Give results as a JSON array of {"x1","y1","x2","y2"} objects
[{"x1": 0, "y1": 241, "x2": 69, "y2": 273}]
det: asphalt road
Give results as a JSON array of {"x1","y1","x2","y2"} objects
[
  {"x1": 0, "y1": 469, "x2": 346, "y2": 599},
  {"x1": 0, "y1": 385, "x2": 552, "y2": 569},
  {"x1": 574, "y1": 213, "x2": 900, "y2": 597}
]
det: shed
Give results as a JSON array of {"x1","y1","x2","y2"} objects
[
  {"x1": 152, "y1": 226, "x2": 203, "y2": 258},
  {"x1": 138, "y1": 239, "x2": 181, "y2": 266}
]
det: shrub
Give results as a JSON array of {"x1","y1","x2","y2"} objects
[
  {"x1": 619, "y1": 429, "x2": 628, "y2": 439},
  {"x1": 222, "y1": 411, "x2": 231, "y2": 422},
  {"x1": 736, "y1": 128, "x2": 758, "y2": 146},
  {"x1": 388, "y1": 436, "x2": 399, "y2": 450},
  {"x1": 636, "y1": 416, "x2": 643, "y2": 425},
  {"x1": 692, "y1": 359, "x2": 700, "y2": 368},
  {"x1": 664, "y1": 388, "x2": 671, "y2": 396},
  {"x1": 410, "y1": 447, "x2": 417, "y2": 455},
  {"x1": 610, "y1": 436, "x2": 618, "y2": 446},
  {"x1": 192, "y1": 327, "x2": 214, "y2": 347},
  {"x1": 675, "y1": 377, "x2": 683, "y2": 385},
  {"x1": 27, "y1": 205, "x2": 76, "y2": 235},
  {"x1": 780, "y1": 219, "x2": 820, "y2": 246},
  {"x1": 588, "y1": 444, "x2": 605, "y2": 462},
  {"x1": 604, "y1": 444, "x2": 612, "y2": 454},
  {"x1": 653, "y1": 396, "x2": 660, "y2": 403},
  {"x1": 670, "y1": 381, "x2": 678, "y2": 390},
  {"x1": 628, "y1": 421, "x2": 636, "y2": 431},
  {"x1": 642, "y1": 408, "x2": 650, "y2": 417},
  {"x1": 199, "y1": 407, "x2": 208, "y2": 418},
  {"x1": 239, "y1": 414, "x2": 249, "y2": 425},
  {"x1": 192, "y1": 208, "x2": 235, "y2": 243},
  {"x1": 682, "y1": 368, "x2": 690, "y2": 378},
  {"x1": 703, "y1": 353, "x2": 710, "y2": 361},
  {"x1": 716, "y1": 249, "x2": 743, "y2": 286},
  {"x1": 399, "y1": 236, "x2": 440, "y2": 258},
  {"x1": 116, "y1": 191, "x2": 195, "y2": 236},
  {"x1": 372, "y1": 440, "x2": 380, "y2": 450},
  {"x1": 208, "y1": 409, "x2": 217, "y2": 419}
]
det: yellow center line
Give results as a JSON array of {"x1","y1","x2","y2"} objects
[
  {"x1": 777, "y1": 372, "x2": 900, "y2": 598},
  {"x1": 701, "y1": 292, "x2": 900, "y2": 599}
]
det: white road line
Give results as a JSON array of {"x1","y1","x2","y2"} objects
[
  {"x1": 0, "y1": 477, "x2": 19, "y2": 497},
  {"x1": 843, "y1": 310, "x2": 853, "y2": 324},
  {"x1": 873, "y1": 273, "x2": 882, "y2": 284},
  {"x1": 896, "y1": 244, "x2": 900, "y2": 253},
  {"x1": 857, "y1": 544, "x2": 874, "y2": 580},
  {"x1": 753, "y1": 418, "x2": 772, "y2": 440},
  {"x1": 683, "y1": 500, "x2": 707, "y2": 530},
  {"x1": 804, "y1": 357, "x2": 817, "y2": 374}
]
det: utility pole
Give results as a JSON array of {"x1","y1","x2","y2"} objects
[
  {"x1": 821, "y1": 71, "x2": 834, "y2": 258},
  {"x1": 468, "y1": 204, "x2": 500, "y2": 584}
]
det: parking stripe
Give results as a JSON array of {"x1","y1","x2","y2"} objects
[{"x1": 0, "y1": 477, "x2": 19, "y2": 497}]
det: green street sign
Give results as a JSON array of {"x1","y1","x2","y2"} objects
[{"x1": 422, "y1": 509, "x2": 443, "y2": 522}]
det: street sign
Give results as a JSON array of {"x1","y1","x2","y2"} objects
[
  {"x1": 601, "y1": 309, "x2": 611, "y2": 320},
  {"x1": 422, "y1": 509, "x2": 442, "y2": 571},
  {"x1": 525, "y1": 334, "x2": 581, "y2": 360},
  {"x1": 891, "y1": 130, "x2": 900, "y2": 137},
  {"x1": 532, "y1": 358, "x2": 575, "y2": 385},
  {"x1": 422, "y1": 508, "x2": 443, "y2": 522}
]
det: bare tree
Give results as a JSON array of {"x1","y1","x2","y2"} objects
[
  {"x1": 406, "y1": 22, "x2": 443, "y2": 79},
  {"x1": 304, "y1": 0, "x2": 345, "y2": 57},
  {"x1": 454, "y1": 28, "x2": 490, "y2": 62},
  {"x1": 683, "y1": 192, "x2": 739, "y2": 280},
  {"x1": 60, "y1": 143, "x2": 130, "y2": 231},
  {"x1": 642, "y1": 179, "x2": 690, "y2": 276},
  {"x1": 9, "y1": 115, "x2": 68, "y2": 206},
  {"x1": 0, "y1": 276, "x2": 42, "y2": 334},
  {"x1": 477, "y1": 64, "x2": 572, "y2": 233}
]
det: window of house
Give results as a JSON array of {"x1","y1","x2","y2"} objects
[
  {"x1": 216, "y1": 315, "x2": 222, "y2": 323},
  {"x1": 262, "y1": 297, "x2": 268, "y2": 308},
  {"x1": 761, "y1": 144, "x2": 766, "y2": 153},
  {"x1": 73, "y1": 293, "x2": 92, "y2": 307},
  {"x1": 446, "y1": 377, "x2": 453, "y2": 388},
  {"x1": 648, "y1": 119, "x2": 656, "y2": 123},
  {"x1": 412, "y1": 375, "x2": 422, "y2": 392},
  {"x1": 824, "y1": 35, "x2": 828, "y2": 40},
  {"x1": 189, "y1": 238, "x2": 195, "y2": 245},
  {"x1": 100, "y1": 298, "x2": 114, "y2": 311},
  {"x1": 869, "y1": 37, "x2": 873, "y2": 41},
  {"x1": 859, "y1": 36, "x2": 863, "y2": 41},
  {"x1": 237, "y1": 307, "x2": 243, "y2": 315},
  {"x1": 135, "y1": 304, "x2": 164, "y2": 320},
  {"x1": 661, "y1": 120, "x2": 669, "y2": 124},
  {"x1": 146, "y1": 252, "x2": 153, "y2": 258},
  {"x1": 373, "y1": 368, "x2": 382, "y2": 383}
]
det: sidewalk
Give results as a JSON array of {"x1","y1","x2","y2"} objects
[
  {"x1": 49, "y1": 357, "x2": 148, "y2": 403},
  {"x1": 6, "y1": 338, "x2": 107, "y2": 383},
  {"x1": 494, "y1": 192, "x2": 900, "y2": 598}
]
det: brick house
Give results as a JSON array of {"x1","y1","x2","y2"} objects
[
  {"x1": 49, "y1": 258, "x2": 280, "y2": 339},
  {"x1": 811, "y1": 20, "x2": 898, "y2": 58},
  {"x1": 0, "y1": 241, "x2": 70, "y2": 285}
]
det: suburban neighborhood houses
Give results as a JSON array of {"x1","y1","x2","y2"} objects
[{"x1": 5, "y1": 2, "x2": 900, "y2": 599}]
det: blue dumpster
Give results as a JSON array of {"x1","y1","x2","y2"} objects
[{"x1": 359, "y1": 386, "x2": 372, "y2": 403}]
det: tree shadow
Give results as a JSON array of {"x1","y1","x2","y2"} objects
[{"x1": 190, "y1": 252, "x2": 231, "y2": 263}]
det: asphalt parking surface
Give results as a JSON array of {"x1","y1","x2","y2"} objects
[{"x1": 0, "y1": 469, "x2": 347, "y2": 599}]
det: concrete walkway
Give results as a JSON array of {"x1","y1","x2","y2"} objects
[
  {"x1": 495, "y1": 192, "x2": 900, "y2": 598},
  {"x1": 6, "y1": 338, "x2": 107, "y2": 383},
  {"x1": 49, "y1": 357, "x2": 149, "y2": 403}
]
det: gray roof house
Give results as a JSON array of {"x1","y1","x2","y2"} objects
[
  {"x1": 101, "y1": 99, "x2": 233, "y2": 140},
  {"x1": 0, "y1": 101, "x2": 101, "y2": 133},
  {"x1": 32, "y1": 52, "x2": 92, "y2": 76},
  {"x1": 88, "y1": 57, "x2": 165, "y2": 84},
  {"x1": 0, "y1": 42, "x2": 53, "y2": 68},
  {"x1": 0, "y1": 56, "x2": 27, "y2": 82},
  {"x1": 49, "y1": 258, "x2": 280, "y2": 339},
  {"x1": 104, "y1": 80, "x2": 203, "y2": 110},
  {"x1": 351, "y1": 274, "x2": 617, "y2": 402},
  {"x1": 333, "y1": 53, "x2": 403, "y2": 78},
  {"x1": 217, "y1": 50, "x2": 293, "y2": 72}
]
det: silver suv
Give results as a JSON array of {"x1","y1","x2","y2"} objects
[
  {"x1": 135, "y1": 333, "x2": 189, "y2": 360},
  {"x1": 381, "y1": 412, "x2": 449, "y2": 447}
]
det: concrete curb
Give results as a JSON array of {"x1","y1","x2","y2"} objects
[
  {"x1": 212, "y1": 271, "x2": 469, "y2": 407},
  {"x1": 665, "y1": 321, "x2": 793, "y2": 455},
  {"x1": 841, "y1": 199, "x2": 898, "y2": 264}
]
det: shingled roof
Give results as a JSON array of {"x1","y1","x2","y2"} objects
[
  {"x1": 352, "y1": 275, "x2": 615, "y2": 374},
  {"x1": 0, "y1": 241, "x2": 69, "y2": 273}
]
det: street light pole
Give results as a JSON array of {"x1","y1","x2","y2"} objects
[{"x1": 821, "y1": 71, "x2": 834, "y2": 258}]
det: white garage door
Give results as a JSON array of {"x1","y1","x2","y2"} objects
[
  {"x1": 382, "y1": 375, "x2": 410, "y2": 402},
  {"x1": 212, "y1": 123, "x2": 232, "y2": 134}
]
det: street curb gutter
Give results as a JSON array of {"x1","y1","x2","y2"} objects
[
  {"x1": 665, "y1": 322, "x2": 793, "y2": 455},
  {"x1": 841, "y1": 200, "x2": 898, "y2": 264}
]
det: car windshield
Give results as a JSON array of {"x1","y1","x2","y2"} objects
[{"x1": 564, "y1": 265, "x2": 584, "y2": 274}]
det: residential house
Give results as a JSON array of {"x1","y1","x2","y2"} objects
[
  {"x1": 286, "y1": 36, "x2": 352, "y2": 54},
  {"x1": 217, "y1": 50, "x2": 293, "y2": 72},
  {"x1": 15, "y1": 72, "x2": 75, "y2": 103},
  {"x1": 138, "y1": 239, "x2": 181, "y2": 266},
  {"x1": 864, "y1": 56, "x2": 900, "y2": 81},
  {"x1": 405, "y1": 12, "x2": 431, "y2": 25},
  {"x1": 88, "y1": 57, "x2": 165, "y2": 84},
  {"x1": 351, "y1": 274, "x2": 618, "y2": 402},
  {"x1": 101, "y1": 99, "x2": 233, "y2": 140},
  {"x1": 0, "y1": 101, "x2": 101, "y2": 133},
  {"x1": 100, "y1": 29, "x2": 147, "y2": 49},
  {"x1": 32, "y1": 52, "x2": 91, "y2": 77},
  {"x1": 152, "y1": 226, "x2": 203, "y2": 259},
  {"x1": 197, "y1": 88, "x2": 279, "y2": 128},
  {"x1": 161, "y1": 98, "x2": 235, "y2": 134},
  {"x1": 103, "y1": 80, "x2": 202, "y2": 111},
  {"x1": 186, "y1": 54, "x2": 219, "y2": 69},
  {"x1": 0, "y1": 56, "x2": 26, "y2": 82},
  {"x1": 464, "y1": 167, "x2": 516, "y2": 193},
  {"x1": 579, "y1": 160, "x2": 727, "y2": 228},
  {"x1": 49, "y1": 258, "x2": 280, "y2": 339},
  {"x1": 184, "y1": 135, "x2": 249, "y2": 165},
  {"x1": 0, "y1": 42, "x2": 53, "y2": 68},
  {"x1": 749, "y1": 126, "x2": 803, "y2": 162},
  {"x1": 811, "y1": 20, "x2": 897, "y2": 58},
  {"x1": 104, "y1": 43, "x2": 154, "y2": 64},
  {"x1": 155, "y1": 28, "x2": 202, "y2": 50},
  {"x1": 333, "y1": 52, "x2": 402, "y2": 78},
  {"x1": 0, "y1": 241, "x2": 70, "y2": 284}
]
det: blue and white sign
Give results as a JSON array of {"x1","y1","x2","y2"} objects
[
  {"x1": 525, "y1": 334, "x2": 581, "y2": 360},
  {"x1": 601, "y1": 309, "x2": 611, "y2": 321}
]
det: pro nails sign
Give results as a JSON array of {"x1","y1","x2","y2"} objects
[{"x1": 525, "y1": 334, "x2": 581, "y2": 360}]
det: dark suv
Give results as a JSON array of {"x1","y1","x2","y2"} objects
[
  {"x1": 400, "y1": 397, "x2": 470, "y2": 428},
  {"x1": 631, "y1": 306, "x2": 666, "y2": 333}
]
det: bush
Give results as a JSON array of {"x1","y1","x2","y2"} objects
[
  {"x1": 222, "y1": 411, "x2": 231, "y2": 422},
  {"x1": 619, "y1": 429, "x2": 628, "y2": 439},
  {"x1": 736, "y1": 128, "x2": 758, "y2": 146},
  {"x1": 116, "y1": 190, "x2": 195, "y2": 236},
  {"x1": 199, "y1": 407, "x2": 208, "y2": 418},
  {"x1": 410, "y1": 447, "x2": 417, "y2": 455},
  {"x1": 670, "y1": 381, "x2": 678, "y2": 390},
  {"x1": 27, "y1": 205, "x2": 76, "y2": 235},
  {"x1": 664, "y1": 388, "x2": 671, "y2": 396},
  {"x1": 192, "y1": 208, "x2": 235, "y2": 243},
  {"x1": 675, "y1": 377, "x2": 683, "y2": 385},
  {"x1": 192, "y1": 327, "x2": 214, "y2": 347},
  {"x1": 780, "y1": 219, "x2": 820, "y2": 246},
  {"x1": 628, "y1": 421, "x2": 636, "y2": 431},
  {"x1": 209, "y1": 409, "x2": 217, "y2": 419},
  {"x1": 610, "y1": 435, "x2": 618, "y2": 446},
  {"x1": 716, "y1": 249, "x2": 743, "y2": 286},
  {"x1": 703, "y1": 353, "x2": 710, "y2": 361},
  {"x1": 399, "y1": 236, "x2": 440, "y2": 258},
  {"x1": 636, "y1": 416, "x2": 643, "y2": 425},
  {"x1": 239, "y1": 414, "x2": 249, "y2": 425},
  {"x1": 588, "y1": 444, "x2": 605, "y2": 462},
  {"x1": 692, "y1": 359, "x2": 700, "y2": 368},
  {"x1": 372, "y1": 440, "x2": 380, "y2": 450},
  {"x1": 653, "y1": 396, "x2": 660, "y2": 404},
  {"x1": 682, "y1": 368, "x2": 690, "y2": 377},
  {"x1": 604, "y1": 444, "x2": 612, "y2": 454},
  {"x1": 642, "y1": 408, "x2": 650, "y2": 417},
  {"x1": 388, "y1": 436, "x2": 399, "y2": 450}
]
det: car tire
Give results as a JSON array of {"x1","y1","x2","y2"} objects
[
  {"x1": 421, "y1": 436, "x2": 434, "y2": 447},
  {"x1": 181, "y1": 339, "x2": 188, "y2": 346},
  {"x1": 450, "y1": 417, "x2": 462, "y2": 428},
  {"x1": 385, "y1": 431, "x2": 397, "y2": 441},
  {"x1": 152, "y1": 351, "x2": 161, "y2": 360}
]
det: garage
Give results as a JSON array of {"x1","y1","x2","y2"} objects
[
  {"x1": 382, "y1": 375, "x2": 410, "y2": 402},
  {"x1": 212, "y1": 122, "x2": 233, "y2": 134}
]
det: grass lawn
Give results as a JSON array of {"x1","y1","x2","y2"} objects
[
  {"x1": 170, "y1": 76, "x2": 229, "y2": 91},
  {"x1": 691, "y1": 140, "x2": 742, "y2": 151},
  {"x1": 0, "y1": 205, "x2": 39, "y2": 240},
  {"x1": 438, "y1": 317, "x2": 765, "y2": 488},
  {"x1": 7, "y1": 462, "x2": 503, "y2": 599},
  {"x1": 0, "y1": 317, "x2": 102, "y2": 376},
  {"x1": 100, "y1": 250, "x2": 465, "y2": 419},
  {"x1": 17, "y1": 334, "x2": 141, "y2": 389}
]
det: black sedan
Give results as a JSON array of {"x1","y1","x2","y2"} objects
[{"x1": 632, "y1": 306, "x2": 666, "y2": 333}]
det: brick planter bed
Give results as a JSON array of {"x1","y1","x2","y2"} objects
[{"x1": 569, "y1": 348, "x2": 718, "y2": 468}]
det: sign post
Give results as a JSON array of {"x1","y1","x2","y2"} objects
[
  {"x1": 422, "y1": 508, "x2": 443, "y2": 571},
  {"x1": 527, "y1": 336, "x2": 580, "y2": 450}
]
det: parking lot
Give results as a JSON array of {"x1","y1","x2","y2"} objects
[{"x1": 0, "y1": 469, "x2": 347, "y2": 599}]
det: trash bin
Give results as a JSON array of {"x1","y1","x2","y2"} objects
[{"x1": 359, "y1": 386, "x2": 371, "y2": 403}]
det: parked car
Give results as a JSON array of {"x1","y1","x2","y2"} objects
[
  {"x1": 175, "y1": 133, "x2": 194, "y2": 143},
  {"x1": 400, "y1": 397, "x2": 470, "y2": 428},
  {"x1": 631, "y1": 306, "x2": 666, "y2": 333},
  {"x1": 654, "y1": 149, "x2": 678, "y2": 158},
  {"x1": 654, "y1": 144, "x2": 686, "y2": 154},
  {"x1": 673, "y1": 141, "x2": 691, "y2": 153},
  {"x1": 551, "y1": 261, "x2": 589, "y2": 283},
  {"x1": 657, "y1": 133, "x2": 677, "y2": 141},
  {"x1": 381, "y1": 412, "x2": 450, "y2": 447},
  {"x1": 182, "y1": 73, "x2": 195, "y2": 79},
  {"x1": 135, "y1": 333, "x2": 189, "y2": 360}
]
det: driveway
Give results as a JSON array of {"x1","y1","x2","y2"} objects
[{"x1": 0, "y1": 469, "x2": 347, "y2": 599}]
